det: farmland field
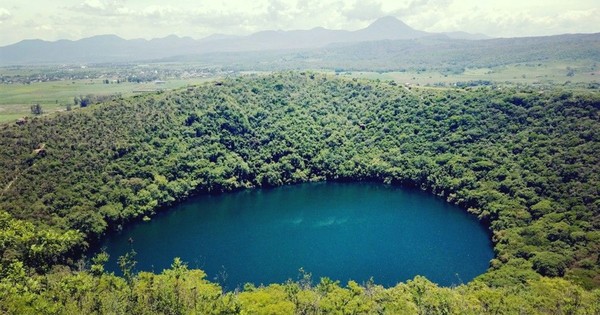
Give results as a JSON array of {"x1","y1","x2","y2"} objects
[{"x1": 0, "y1": 77, "x2": 214, "y2": 122}]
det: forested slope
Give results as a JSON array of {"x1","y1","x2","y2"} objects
[{"x1": 0, "y1": 73, "x2": 598, "y2": 313}]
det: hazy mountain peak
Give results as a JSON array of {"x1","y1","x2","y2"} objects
[
  {"x1": 161, "y1": 34, "x2": 180, "y2": 40},
  {"x1": 0, "y1": 17, "x2": 496, "y2": 65},
  {"x1": 200, "y1": 33, "x2": 241, "y2": 42},
  {"x1": 355, "y1": 16, "x2": 426, "y2": 40},
  {"x1": 81, "y1": 34, "x2": 125, "y2": 41},
  {"x1": 366, "y1": 16, "x2": 413, "y2": 31}
]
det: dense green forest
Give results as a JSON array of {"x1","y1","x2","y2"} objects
[{"x1": 0, "y1": 72, "x2": 599, "y2": 313}]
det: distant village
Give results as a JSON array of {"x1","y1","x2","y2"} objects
[{"x1": 0, "y1": 64, "x2": 233, "y2": 85}]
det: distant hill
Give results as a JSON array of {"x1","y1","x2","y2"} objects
[
  {"x1": 1, "y1": 16, "x2": 597, "y2": 68},
  {"x1": 308, "y1": 33, "x2": 600, "y2": 71},
  {"x1": 352, "y1": 16, "x2": 428, "y2": 41},
  {"x1": 0, "y1": 17, "x2": 489, "y2": 65},
  {"x1": 441, "y1": 31, "x2": 490, "y2": 41},
  {"x1": 167, "y1": 33, "x2": 600, "y2": 72},
  {"x1": 0, "y1": 34, "x2": 199, "y2": 65}
]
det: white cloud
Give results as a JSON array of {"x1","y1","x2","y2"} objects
[
  {"x1": 555, "y1": 8, "x2": 600, "y2": 33},
  {"x1": 34, "y1": 24, "x2": 53, "y2": 32},
  {"x1": 401, "y1": 0, "x2": 600, "y2": 37},
  {"x1": 344, "y1": 0, "x2": 385, "y2": 21},
  {"x1": 0, "y1": 0, "x2": 598, "y2": 46},
  {"x1": 0, "y1": 7, "x2": 12, "y2": 22},
  {"x1": 71, "y1": 0, "x2": 132, "y2": 16},
  {"x1": 140, "y1": 5, "x2": 178, "y2": 19},
  {"x1": 392, "y1": 0, "x2": 451, "y2": 17}
]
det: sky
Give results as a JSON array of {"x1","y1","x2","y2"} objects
[{"x1": 0, "y1": 0, "x2": 598, "y2": 46}]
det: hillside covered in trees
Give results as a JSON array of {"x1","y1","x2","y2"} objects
[{"x1": 0, "y1": 73, "x2": 599, "y2": 313}]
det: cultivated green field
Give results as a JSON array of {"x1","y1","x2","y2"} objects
[
  {"x1": 1, "y1": 61, "x2": 598, "y2": 123},
  {"x1": 0, "y1": 78, "x2": 214, "y2": 123},
  {"x1": 342, "y1": 61, "x2": 599, "y2": 86}
]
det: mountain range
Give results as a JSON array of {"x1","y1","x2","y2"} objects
[{"x1": 0, "y1": 17, "x2": 490, "y2": 65}]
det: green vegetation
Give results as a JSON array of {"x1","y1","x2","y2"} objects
[
  {"x1": 0, "y1": 77, "x2": 213, "y2": 122},
  {"x1": 1, "y1": 259, "x2": 598, "y2": 314},
  {"x1": 3, "y1": 58, "x2": 597, "y2": 123},
  {"x1": 342, "y1": 60, "x2": 600, "y2": 86},
  {"x1": 182, "y1": 33, "x2": 600, "y2": 73},
  {"x1": 0, "y1": 72, "x2": 599, "y2": 313}
]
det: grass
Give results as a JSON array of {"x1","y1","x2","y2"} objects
[
  {"x1": 0, "y1": 78, "x2": 213, "y2": 123},
  {"x1": 1, "y1": 60, "x2": 597, "y2": 123},
  {"x1": 340, "y1": 60, "x2": 599, "y2": 86}
]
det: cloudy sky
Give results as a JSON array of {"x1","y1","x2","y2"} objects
[{"x1": 0, "y1": 0, "x2": 598, "y2": 46}]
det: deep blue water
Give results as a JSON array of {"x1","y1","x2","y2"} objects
[{"x1": 100, "y1": 182, "x2": 493, "y2": 289}]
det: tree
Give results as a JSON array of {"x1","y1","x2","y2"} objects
[
  {"x1": 79, "y1": 95, "x2": 90, "y2": 107},
  {"x1": 531, "y1": 252, "x2": 569, "y2": 277},
  {"x1": 90, "y1": 251, "x2": 109, "y2": 276},
  {"x1": 30, "y1": 103, "x2": 43, "y2": 115},
  {"x1": 118, "y1": 249, "x2": 137, "y2": 285}
]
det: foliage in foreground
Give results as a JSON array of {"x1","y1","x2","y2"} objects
[
  {"x1": 0, "y1": 72, "x2": 599, "y2": 312},
  {"x1": 1, "y1": 257, "x2": 598, "y2": 315}
]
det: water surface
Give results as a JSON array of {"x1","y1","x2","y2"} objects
[{"x1": 101, "y1": 182, "x2": 493, "y2": 288}]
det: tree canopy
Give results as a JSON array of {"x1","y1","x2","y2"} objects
[{"x1": 0, "y1": 72, "x2": 598, "y2": 313}]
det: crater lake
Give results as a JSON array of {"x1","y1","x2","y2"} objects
[{"x1": 100, "y1": 182, "x2": 494, "y2": 288}]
